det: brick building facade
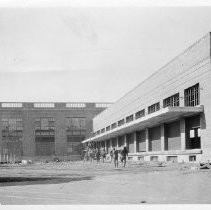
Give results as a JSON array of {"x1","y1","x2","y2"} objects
[{"x1": 0, "y1": 102, "x2": 111, "y2": 162}]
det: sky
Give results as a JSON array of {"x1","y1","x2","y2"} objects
[{"x1": 1, "y1": 1, "x2": 211, "y2": 102}]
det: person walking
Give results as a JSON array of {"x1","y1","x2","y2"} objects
[
  {"x1": 110, "y1": 148, "x2": 114, "y2": 163},
  {"x1": 113, "y1": 148, "x2": 119, "y2": 168},
  {"x1": 101, "y1": 148, "x2": 106, "y2": 163},
  {"x1": 119, "y1": 148, "x2": 122, "y2": 164},
  {"x1": 83, "y1": 147, "x2": 89, "y2": 163},
  {"x1": 121, "y1": 146, "x2": 128, "y2": 167},
  {"x1": 96, "y1": 148, "x2": 101, "y2": 164},
  {"x1": 88, "y1": 148, "x2": 93, "y2": 164}
]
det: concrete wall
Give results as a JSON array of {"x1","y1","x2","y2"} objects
[
  {"x1": 93, "y1": 33, "x2": 210, "y2": 132},
  {"x1": 92, "y1": 33, "x2": 211, "y2": 161}
]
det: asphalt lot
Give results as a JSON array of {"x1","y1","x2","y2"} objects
[{"x1": 0, "y1": 160, "x2": 211, "y2": 204}]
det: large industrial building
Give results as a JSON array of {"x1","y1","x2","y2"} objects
[
  {"x1": 83, "y1": 32, "x2": 211, "y2": 163},
  {"x1": 0, "y1": 102, "x2": 111, "y2": 162}
]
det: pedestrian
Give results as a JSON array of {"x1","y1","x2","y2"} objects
[
  {"x1": 121, "y1": 146, "x2": 128, "y2": 167},
  {"x1": 88, "y1": 148, "x2": 93, "y2": 164},
  {"x1": 88, "y1": 141, "x2": 91, "y2": 149},
  {"x1": 101, "y1": 148, "x2": 106, "y2": 163},
  {"x1": 83, "y1": 147, "x2": 89, "y2": 163},
  {"x1": 113, "y1": 148, "x2": 119, "y2": 168},
  {"x1": 119, "y1": 149, "x2": 122, "y2": 163},
  {"x1": 96, "y1": 148, "x2": 101, "y2": 164},
  {"x1": 110, "y1": 148, "x2": 114, "y2": 163}
]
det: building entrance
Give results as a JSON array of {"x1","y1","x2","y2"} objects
[{"x1": 185, "y1": 115, "x2": 201, "y2": 149}]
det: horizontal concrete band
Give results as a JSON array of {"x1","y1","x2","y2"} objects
[
  {"x1": 128, "y1": 149, "x2": 202, "y2": 156},
  {"x1": 83, "y1": 106, "x2": 204, "y2": 143}
]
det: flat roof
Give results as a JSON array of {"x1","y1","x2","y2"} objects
[{"x1": 82, "y1": 105, "x2": 204, "y2": 143}]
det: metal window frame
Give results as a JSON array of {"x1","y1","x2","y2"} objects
[{"x1": 184, "y1": 83, "x2": 200, "y2": 107}]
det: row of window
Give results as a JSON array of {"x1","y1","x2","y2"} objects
[
  {"x1": 1, "y1": 117, "x2": 86, "y2": 132},
  {"x1": 1, "y1": 136, "x2": 84, "y2": 157},
  {"x1": 34, "y1": 103, "x2": 55, "y2": 108},
  {"x1": 2, "y1": 118, "x2": 23, "y2": 130},
  {"x1": 94, "y1": 83, "x2": 200, "y2": 137},
  {"x1": 67, "y1": 130, "x2": 86, "y2": 136},
  {"x1": 136, "y1": 155, "x2": 197, "y2": 162},
  {"x1": 2, "y1": 130, "x2": 86, "y2": 141},
  {"x1": 66, "y1": 103, "x2": 86, "y2": 108},
  {"x1": 1, "y1": 103, "x2": 112, "y2": 109},
  {"x1": 1, "y1": 103, "x2": 23, "y2": 108},
  {"x1": 95, "y1": 103, "x2": 112, "y2": 108},
  {"x1": 34, "y1": 130, "x2": 86, "y2": 137},
  {"x1": 35, "y1": 131, "x2": 55, "y2": 136}
]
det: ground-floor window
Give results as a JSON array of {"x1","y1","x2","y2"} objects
[
  {"x1": 136, "y1": 130, "x2": 146, "y2": 152},
  {"x1": 189, "y1": 155, "x2": 196, "y2": 162},
  {"x1": 67, "y1": 142, "x2": 82, "y2": 154},
  {"x1": 35, "y1": 137, "x2": 55, "y2": 156},
  {"x1": 165, "y1": 121, "x2": 181, "y2": 151},
  {"x1": 106, "y1": 140, "x2": 110, "y2": 149},
  {"x1": 118, "y1": 136, "x2": 125, "y2": 148},
  {"x1": 1, "y1": 117, "x2": 23, "y2": 161},
  {"x1": 67, "y1": 136, "x2": 84, "y2": 155},
  {"x1": 111, "y1": 138, "x2": 117, "y2": 148},
  {"x1": 149, "y1": 126, "x2": 161, "y2": 151},
  {"x1": 127, "y1": 133, "x2": 134, "y2": 153},
  {"x1": 166, "y1": 156, "x2": 178, "y2": 162},
  {"x1": 138, "y1": 156, "x2": 144, "y2": 161},
  {"x1": 150, "y1": 156, "x2": 158, "y2": 161},
  {"x1": 1, "y1": 140, "x2": 23, "y2": 162}
]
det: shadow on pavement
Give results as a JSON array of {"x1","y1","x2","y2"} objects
[{"x1": 0, "y1": 176, "x2": 93, "y2": 187}]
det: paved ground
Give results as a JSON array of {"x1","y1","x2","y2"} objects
[{"x1": 0, "y1": 160, "x2": 211, "y2": 204}]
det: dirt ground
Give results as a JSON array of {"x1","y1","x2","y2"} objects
[{"x1": 0, "y1": 160, "x2": 211, "y2": 204}]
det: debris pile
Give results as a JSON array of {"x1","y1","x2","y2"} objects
[{"x1": 199, "y1": 162, "x2": 211, "y2": 170}]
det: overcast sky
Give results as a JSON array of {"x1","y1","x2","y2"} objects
[{"x1": 1, "y1": 2, "x2": 211, "y2": 102}]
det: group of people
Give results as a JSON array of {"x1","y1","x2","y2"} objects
[
  {"x1": 83, "y1": 143, "x2": 128, "y2": 168},
  {"x1": 110, "y1": 147, "x2": 128, "y2": 168},
  {"x1": 83, "y1": 147, "x2": 107, "y2": 164}
]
